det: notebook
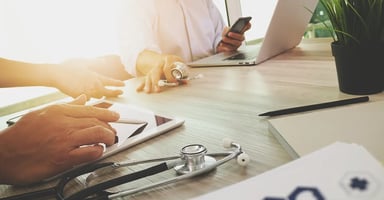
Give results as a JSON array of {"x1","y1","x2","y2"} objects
[
  {"x1": 267, "y1": 100, "x2": 384, "y2": 162},
  {"x1": 188, "y1": 0, "x2": 319, "y2": 67}
]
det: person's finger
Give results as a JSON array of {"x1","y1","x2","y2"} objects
[
  {"x1": 70, "y1": 125, "x2": 116, "y2": 147},
  {"x1": 67, "y1": 94, "x2": 87, "y2": 105},
  {"x1": 149, "y1": 71, "x2": 162, "y2": 93},
  {"x1": 136, "y1": 81, "x2": 145, "y2": 92},
  {"x1": 99, "y1": 75, "x2": 125, "y2": 87},
  {"x1": 85, "y1": 90, "x2": 104, "y2": 99},
  {"x1": 68, "y1": 145, "x2": 105, "y2": 166},
  {"x1": 220, "y1": 36, "x2": 243, "y2": 51},
  {"x1": 218, "y1": 42, "x2": 236, "y2": 52},
  {"x1": 153, "y1": 81, "x2": 161, "y2": 93},
  {"x1": 104, "y1": 89, "x2": 124, "y2": 97},
  {"x1": 68, "y1": 117, "x2": 117, "y2": 132},
  {"x1": 93, "y1": 87, "x2": 123, "y2": 98},
  {"x1": 222, "y1": 26, "x2": 230, "y2": 37},
  {"x1": 144, "y1": 75, "x2": 153, "y2": 93},
  {"x1": 243, "y1": 23, "x2": 251, "y2": 33},
  {"x1": 82, "y1": 80, "x2": 109, "y2": 99},
  {"x1": 57, "y1": 104, "x2": 120, "y2": 122},
  {"x1": 225, "y1": 32, "x2": 245, "y2": 42}
]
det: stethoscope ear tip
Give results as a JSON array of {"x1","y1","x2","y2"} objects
[
  {"x1": 222, "y1": 138, "x2": 234, "y2": 148},
  {"x1": 237, "y1": 153, "x2": 250, "y2": 166}
]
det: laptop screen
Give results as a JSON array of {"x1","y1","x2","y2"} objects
[{"x1": 239, "y1": 0, "x2": 277, "y2": 42}]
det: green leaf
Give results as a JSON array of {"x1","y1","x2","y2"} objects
[{"x1": 318, "y1": 0, "x2": 384, "y2": 46}]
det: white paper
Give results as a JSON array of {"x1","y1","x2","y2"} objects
[{"x1": 192, "y1": 142, "x2": 384, "y2": 200}]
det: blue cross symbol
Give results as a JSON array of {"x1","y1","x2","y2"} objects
[{"x1": 264, "y1": 186, "x2": 325, "y2": 200}]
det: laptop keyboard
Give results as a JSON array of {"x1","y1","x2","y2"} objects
[{"x1": 225, "y1": 52, "x2": 256, "y2": 60}]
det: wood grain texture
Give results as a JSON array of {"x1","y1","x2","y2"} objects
[{"x1": 1, "y1": 38, "x2": 383, "y2": 199}]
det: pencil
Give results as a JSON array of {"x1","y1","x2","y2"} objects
[{"x1": 258, "y1": 96, "x2": 369, "y2": 117}]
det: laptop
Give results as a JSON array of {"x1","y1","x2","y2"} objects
[{"x1": 188, "y1": 0, "x2": 319, "y2": 67}]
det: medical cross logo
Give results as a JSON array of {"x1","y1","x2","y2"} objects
[
  {"x1": 350, "y1": 177, "x2": 369, "y2": 191},
  {"x1": 340, "y1": 171, "x2": 378, "y2": 198},
  {"x1": 263, "y1": 186, "x2": 325, "y2": 200},
  {"x1": 263, "y1": 171, "x2": 378, "y2": 200}
]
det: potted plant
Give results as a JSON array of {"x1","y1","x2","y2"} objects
[{"x1": 318, "y1": 0, "x2": 384, "y2": 95}]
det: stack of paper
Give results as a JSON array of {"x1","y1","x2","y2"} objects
[{"x1": 192, "y1": 142, "x2": 384, "y2": 200}]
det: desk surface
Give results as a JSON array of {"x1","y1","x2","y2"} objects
[{"x1": 1, "y1": 38, "x2": 384, "y2": 199}]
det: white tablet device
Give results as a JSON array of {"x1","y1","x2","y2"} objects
[
  {"x1": 4, "y1": 99, "x2": 185, "y2": 181},
  {"x1": 90, "y1": 100, "x2": 185, "y2": 159}
]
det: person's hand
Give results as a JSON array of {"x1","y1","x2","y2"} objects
[
  {"x1": 0, "y1": 94, "x2": 120, "y2": 185},
  {"x1": 53, "y1": 60, "x2": 125, "y2": 99},
  {"x1": 217, "y1": 22, "x2": 252, "y2": 53},
  {"x1": 137, "y1": 55, "x2": 184, "y2": 93}
]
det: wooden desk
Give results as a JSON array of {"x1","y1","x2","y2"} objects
[{"x1": 1, "y1": 38, "x2": 383, "y2": 199}]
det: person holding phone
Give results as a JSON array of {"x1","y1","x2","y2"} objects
[{"x1": 117, "y1": 0, "x2": 251, "y2": 93}]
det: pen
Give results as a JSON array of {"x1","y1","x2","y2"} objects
[
  {"x1": 113, "y1": 119, "x2": 147, "y2": 124},
  {"x1": 258, "y1": 96, "x2": 369, "y2": 117}
]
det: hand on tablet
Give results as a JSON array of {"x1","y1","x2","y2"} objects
[{"x1": 0, "y1": 95, "x2": 120, "y2": 185}]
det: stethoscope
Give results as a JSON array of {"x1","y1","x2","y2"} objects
[
  {"x1": 1, "y1": 139, "x2": 249, "y2": 200},
  {"x1": 158, "y1": 62, "x2": 203, "y2": 87}
]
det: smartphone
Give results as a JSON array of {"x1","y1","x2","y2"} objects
[{"x1": 226, "y1": 16, "x2": 252, "y2": 36}]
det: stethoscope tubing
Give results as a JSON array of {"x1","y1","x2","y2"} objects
[
  {"x1": 0, "y1": 148, "x2": 238, "y2": 200},
  {"x1": 0, "y1": 187, "x2": 56, "y2": 200},
  {"x1": 97, "y1": 152, "x2": 230, "y2": 170},
  {"x1": 0, "y1": 162, "x2": 115, "y2": 200},
  {"x1": 108, "y1": 151, "x2": 240, "y2": 199},
  {"x1": 64, "y1": 161, "x2": 174, "y2": 200},
  {"x1": 78, "y1": 153, "x2": 233, "y2": 199},
  {"x1": 87, "y1": 152, "x2": 231, "y2": 181}
]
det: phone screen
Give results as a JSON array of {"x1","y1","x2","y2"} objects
[{"x1": 228, "y1": 16, "x2": 252, "y2": 34}]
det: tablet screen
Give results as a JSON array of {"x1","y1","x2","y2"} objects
[
  {"x1": 94, "y1": 101, "x2": 172, "y2": 126},
  {"x1": 91, "y1": 101, "x2": 177, "y2": 148}
]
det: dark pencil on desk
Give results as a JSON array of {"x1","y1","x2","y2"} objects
[{"x1": 258, "y1": 96, "x2": 369, "y2": 117}]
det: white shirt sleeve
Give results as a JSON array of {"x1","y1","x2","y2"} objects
[
  {"x1": 116, "y1": 0, "x2": 161, "y2": 76},
  {"x1": 207, "y1": 0, "x2": 226, "y2": 54},
  {"x1": 179, "y1": 0, "x2": 226, "y2": 60},
  {"x1": 116, "y1": 0, "x2": 226, "y2": 76}
]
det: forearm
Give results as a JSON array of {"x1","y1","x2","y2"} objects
[{"x1": 0, "y1": 58, "x2": 59, "y2": 88}]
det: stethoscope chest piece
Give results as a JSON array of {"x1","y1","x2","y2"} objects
[
  {"x1": 170, "y1": 62, "x2": 189, "y2": 80},
  {"x1": 174, "y1": 144, "x2": 216, "y2": 175}
]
